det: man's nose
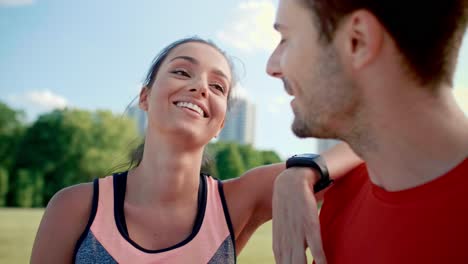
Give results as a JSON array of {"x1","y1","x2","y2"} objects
[{"x1": 266, "y1": 48, "x2": 283, "y2": 78}]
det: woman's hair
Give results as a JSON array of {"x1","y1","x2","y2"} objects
[{"x1": 128, "y1": 37, "x2": 238, "y2": 170}]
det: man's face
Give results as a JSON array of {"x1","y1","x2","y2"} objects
[{"x1": 267, "y1": 0, "x2": 360, "y2": 139}]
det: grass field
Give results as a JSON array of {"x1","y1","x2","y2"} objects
[
  {"x1": 0, "y1": 208, "x2": 277, "y2": 263},
  {"x1": 0, "y1": 208, "x2": 44, "y2": 263}
]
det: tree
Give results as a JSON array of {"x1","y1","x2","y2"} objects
[
  {"x1": 201, "y1": 144, "x2": 219, "y2": 177},
  {"x1": 8, "y1": 108, "x2": 140, "y2": 207},
  {"x1": 0, "y1": 167, "x2": 8, "y2": 206},
  {"x1": 215, "y1": 143, "x2": 245, "y2": 180},
  {"x1": 0, "y1": 101, "x2": 25, "y2": 135},
  {"x1": 238, "y1": 144, "x2": 263, "y2": 170},
  {"x1": 208, "y1": 141, "x2": 282, "y2": 179},
  {"x1": 11, "y1": 169, "x2": 43, "y2": 207},
  {"x1": 0, "y1": 101, "x2": 26, "y2": 207},
  {"x1": 0, "y1": 101, "x2": 25, "y2": 167},
  {"x1": 260, "y1": 150, "x2": 282, "y2": 165}
]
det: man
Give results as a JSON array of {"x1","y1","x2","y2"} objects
[{"x1": 267, "y1": 0, "x2": 468, "y2": 263}]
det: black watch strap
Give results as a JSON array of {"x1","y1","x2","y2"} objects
[{"x1": 286, "y1": 154, "x2": 334, "y2": 193}]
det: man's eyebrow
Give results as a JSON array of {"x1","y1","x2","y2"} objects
[{"x1": 170, "y1": 56, "x2": 199, "y2": 65}]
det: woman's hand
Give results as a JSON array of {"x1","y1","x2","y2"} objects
[{"x1": 272, "y1": 167, "x2": 327, "y2": 264}]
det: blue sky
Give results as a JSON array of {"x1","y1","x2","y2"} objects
[{"x1": 1, "y1": 0, "x2": 468, "y2": 158}]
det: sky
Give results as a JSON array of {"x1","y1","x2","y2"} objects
[{"x1": 1, "y1": 0, "x2": 468, "y2": 159}]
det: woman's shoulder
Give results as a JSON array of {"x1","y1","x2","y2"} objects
[
  {"x1": 49, "y1": 182, "x2": 94, "y2": 213},
  {"x1": 30, "y1": 181, "x2": 97, "y2": 263},
  {"x1": 44, "y1": 181, "x2": 96, "y2": 232}
]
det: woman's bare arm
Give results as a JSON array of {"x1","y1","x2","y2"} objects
[
  {"x1": 222, "y1": 142, "x2": 362, "y2": 254},
  {"x1": 272, "y1": 143, "x2": 362, "y2": 263},
  {"x1": 30, "y1": 183, "x2": 93, "y2": 264}
]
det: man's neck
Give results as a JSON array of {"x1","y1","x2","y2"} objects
[{"x1": 345, "y1": 85, "x2": 468, "y2": 191}]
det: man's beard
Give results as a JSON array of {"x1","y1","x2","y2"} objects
[
  {"x1": 291, "y1": 114, "x2": 314, "y2": 138},
  {"x1": 287, "y1": 44, "x2": 356, "y2": 140},
  {"x1": 291, "y1": 113, "x2": 334, "y2": 139}
]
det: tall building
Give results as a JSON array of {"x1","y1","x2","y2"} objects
[
  {"x1": 218, "y1": 97, "x2": 256, "y2": 145},
  {"x1": 126, "y1": 104, "x2": 147, "y2": 136},
  {"x1": 316, "y1": 139, "x2": 340, "y2": 153}
]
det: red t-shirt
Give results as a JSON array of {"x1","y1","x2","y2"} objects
[{"x1": 320, "y1": 159, "x2": 468, "y2": 263}]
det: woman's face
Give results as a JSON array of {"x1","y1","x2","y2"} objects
[{"x1": 140, "y1": 42, "x2": 231, "y2": 146}]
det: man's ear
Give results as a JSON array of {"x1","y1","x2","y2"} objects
[
  {"x1": 341, "y1": 9, "x2": 384, "y2": 70},
  {"x1": 139, "y1": 86, "x2": 150, "y2": 112}
]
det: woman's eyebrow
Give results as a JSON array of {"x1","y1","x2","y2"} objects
[
  {"x1": 212, "y1": 69, "x2": 229, "y2": 82},
  {"x1": 170, "y1": 55, "x2": 229, "y2": 81},
  {"x1": 170, "y1": 56, "x2": 199, "y2": 64}
]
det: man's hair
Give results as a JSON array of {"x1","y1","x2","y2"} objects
[{"x1": 302, "y1": 0, "x2": 468, "y2": 86}]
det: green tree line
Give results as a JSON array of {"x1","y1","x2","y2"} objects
[{"x1": 0, "y1": 101, "x2": 281, "y2": 208}]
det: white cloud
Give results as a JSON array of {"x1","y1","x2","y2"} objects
[
  {"x1": 7, "y1": 89, "x2": 69, "y2": 118},
  {"x1": 0, "y1": 0, "x2": 34, "y2": 7},
  {"x1": 217, "y1": 0, "x2": 279, "y2": 53},
  {"x1": 25, "y1": 90, "x2": 68, "y2": 109},
  {"x1": 454, "y1": 87, "x2": 468, "y2": 114}
]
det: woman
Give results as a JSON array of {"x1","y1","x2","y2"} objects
[{"x1": 30, "y1": 37, "x2": 361, "y2": 263}]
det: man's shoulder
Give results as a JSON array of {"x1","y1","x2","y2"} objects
[
  {"x1": 326, "y1": 163, "x2": 369, "y2": 198},
  {"x1": 448, "y1": 157, "x2": 468, "y2": 176},
  {"x1": 320, "y1": 164, "x2": 369, "y2": 219}
]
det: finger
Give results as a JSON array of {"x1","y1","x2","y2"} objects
[
  {"x1": 273, "y1": 242, "x2": 292, "y2": 264},
  {"x1": 291, "y1": 246, "x2": 307, "y2": 264},
  {"x1": 302, "y1": 197, "x2": 325, "y2": 261},
  {"x1": 307, "y1": 237, "x2": 326, "y2": 264},
  {"x1": 305, "y1": 210, "x2": 327, "y2": 264},
  {"x1": 272, "y1": 235, "x2": 284, "y2": 263},
  {"x1": 272, "y1": 218, "x2": 288, "y2": 264},
  {"x1": 301, "y1": 182, "x2": 327, "y2": 264},
  {"x1": 273, "y1": 182, "x2": 292, "y2": 263}
]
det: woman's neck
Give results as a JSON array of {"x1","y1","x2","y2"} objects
[{"x1": 125, "y1": 134, "x2": 204, "y2": 208}]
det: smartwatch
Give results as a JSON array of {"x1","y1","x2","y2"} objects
[{"x1": 286, "y1": 153, "x2": 333, "y2": 193}]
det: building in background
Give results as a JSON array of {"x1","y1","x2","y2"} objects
[
  {"x1": 218, "y1": 96, "x2": 256, "y2": 145},
  {"x1": 317, "y1": 139, "x2": 340, "y2": 153},
  {"x1": 126, "y1": 105, "x2": 147, "y2": 136}
]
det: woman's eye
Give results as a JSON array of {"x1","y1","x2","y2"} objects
[
  {"x1": 211, "y1": 84, "x2": 225, "y2": 94},
  {"x1": 172, "y1": 70, "x2": 190, "y2": 77}
]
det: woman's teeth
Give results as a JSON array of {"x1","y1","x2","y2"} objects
[{"x1": 176, "y1": 101, "x2": 204, "y2": 117}]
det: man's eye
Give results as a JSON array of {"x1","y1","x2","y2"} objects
[
  {"x1": 211, "y1": 84, "x2": 225, "y2": 93},
  {"x1": 172, "y1": 70, "x2": 190, "y2": 77}
]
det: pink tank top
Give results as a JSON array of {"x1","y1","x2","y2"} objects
[{"x1": 74, "y1": 172, "x2": 236, "y2": 263}]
